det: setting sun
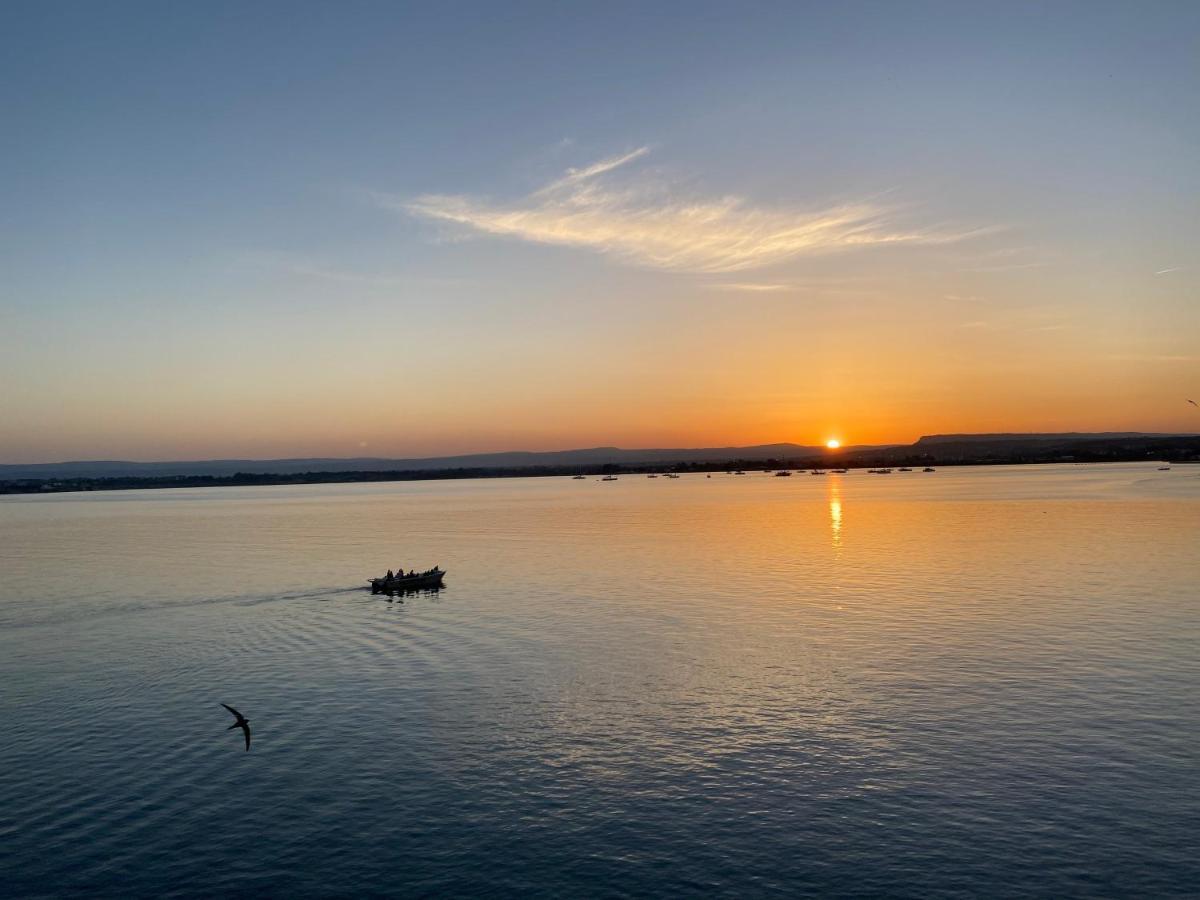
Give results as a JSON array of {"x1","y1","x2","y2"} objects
[{"x1": 3, "y1": 7, "x2": 1199, "y2": 899}]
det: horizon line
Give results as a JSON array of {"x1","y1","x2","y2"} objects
[{"x1": 4, "y1": 430, "x2": 1199, "y2": 469}]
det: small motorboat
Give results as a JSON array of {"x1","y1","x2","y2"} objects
[
  {"x1": 665, "y1": 473, "x2": 681, "y2": 479},
  {"x1": 832, "y1": 468, "x2": 849, "y2": 474},
  {"x1": 601, "y1": 475, "x2": 619, "y2": 481},
  {"x1": 775, "y1": 470, "x2": 792, "y2": 477},
  {"x1": 811, "y1": 469, "x2": 826, "y2": 475},
  {"x1": 923, "y1": 467, "x2": 936, "y2": 472},
  {"x1": 1158, "y1": 466, "x2": 1171, "y2": 471},
  {"x1": 370, "y1": 567, "x2": 445, "y2": 594},
  {"x1": 647, "y1": 474, "x2": 658, "y2": 478},
  {"x1": 898, "y1": 467, "x2": 912, "y2": 472},
  {"x1": 572, "y1": 474, "x2": 586, "y2": 479}
]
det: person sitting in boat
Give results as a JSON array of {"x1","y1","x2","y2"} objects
[{"x1": 386, "y1": 569, "x2": 394, "y2": 580}]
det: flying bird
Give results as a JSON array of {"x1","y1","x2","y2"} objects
[
  {"x1": 221, "y1": 703, "x2": 252, "y2": 751},
  {"x1": 1189, "y1": 399, "x2": 1198, "y2": 407}
]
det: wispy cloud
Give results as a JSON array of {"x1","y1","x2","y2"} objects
[
  {"x1": 390, "y1": 148, "x2": 985, "y2": 274},
  {"x1": 541, "y1": 146, "x2": 651, "y2": 192},
  {"x1": 708, "y1": 281, "x2": 791, "y2": 292},
  {"x1": 961, "y1": 260, "x2": 1047, "y2": 273}
]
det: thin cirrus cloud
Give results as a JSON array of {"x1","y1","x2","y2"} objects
[
  {"x1": 708, "y1": 281, "x2": 792, "y2": 292},
  {"x1": 390, "y1": 147, "x2": 985, "y2": 274}
]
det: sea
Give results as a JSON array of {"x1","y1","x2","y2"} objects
[{"x1": 2, "y1": 463, "x2": 1198, "y2": 898}]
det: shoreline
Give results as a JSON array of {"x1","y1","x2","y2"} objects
[{"x1": 3, "y1": 454, "x2": 1196, "y2": 497}]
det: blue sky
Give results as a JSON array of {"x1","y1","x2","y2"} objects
[{"x1": 2, "y1": 2, "x2": 1197, "y2": 461}]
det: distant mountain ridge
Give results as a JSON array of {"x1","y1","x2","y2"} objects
[
  {"x1": 0, "y1": 443, "x2": 889, "y2": 480},
  {"x1": 915, "y1": 432, "x2": 1180, "y2": 445},
  {"x1": 3, "y1": 433, "x2": 1195, "y2": 480}
]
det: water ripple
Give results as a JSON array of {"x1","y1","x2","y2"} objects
[{"x1": 2, "y1": 467, "x2": 1198, "y2": 897}]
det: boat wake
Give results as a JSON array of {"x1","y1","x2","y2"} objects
[{"x1": 2, "y1": 584, "x2": 365, "y2": 630}]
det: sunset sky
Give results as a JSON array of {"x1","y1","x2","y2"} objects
[{"x1": 3, "y1": 2, "x2": 1197, "y2": 462}]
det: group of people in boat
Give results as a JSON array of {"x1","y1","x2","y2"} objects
[
  {"x1": 383, "y1": 565, "x2": 442, "y2": 580},
  {"x1": 372, "y1": 564, "x2": 444, "y2": 600},
  {"x1": 372, "y1": 564, "x2": 444, "y2": 595}
]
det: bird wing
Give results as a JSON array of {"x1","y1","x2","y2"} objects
[
  {"x1": 242, "y1": 723, "x2": 251, "y2": 751},
  {"x1": 221, "y1": 703, "x2": 242, "y2": 719},
  {"x1": 1189, "y1": 399, "x2": 1198, "y2": 406}
]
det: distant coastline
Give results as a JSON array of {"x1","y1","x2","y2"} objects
[{"x1": 3, "y1": 433, "x2": 1198, "y2": 496}]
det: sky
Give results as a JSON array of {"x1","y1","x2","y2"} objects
[{"x1": 2, "y1": 1, "x2": 1198, "y2": 462}]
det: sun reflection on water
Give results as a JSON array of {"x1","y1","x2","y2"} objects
[{"x1": 829, "y1": 481, "x2": 842, "y2": 549}]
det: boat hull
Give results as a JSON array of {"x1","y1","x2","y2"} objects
[{"x1": 370, "y1": 571, "x2": 445, "y2": 594}]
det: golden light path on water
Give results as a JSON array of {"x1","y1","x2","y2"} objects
[{"x1": 829, "y1": 479, "x2": 843, "y2": 549}]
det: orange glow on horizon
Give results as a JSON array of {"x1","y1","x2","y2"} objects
[{"x1": 826, "y1": 439, "x2": 841, "y2": 449}]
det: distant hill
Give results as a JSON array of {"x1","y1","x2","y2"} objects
[
  {"x1": 4, "y1": 433, "x2": 1197, "y2": 483},
  {"x1": 914, "y1": 432, "x2": 1180, "y2": 445},
  {"x1": 0, "y1": 442, "x2": 891, "y2": 480},
  {"x1": 907, "y1": 432, "x2": 1197, "y2": 459}
]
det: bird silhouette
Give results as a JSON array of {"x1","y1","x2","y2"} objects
[
  {"x1": 1188, "y1": 399, "x2": 1198, "y2": 407},
  {"x1": 221, "y1": 703, "x2": 251, "y2": 751}
]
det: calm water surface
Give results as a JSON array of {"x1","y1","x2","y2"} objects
[{"x1": 2, "y1": 464, "x2": 1198, "y2": 897}]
